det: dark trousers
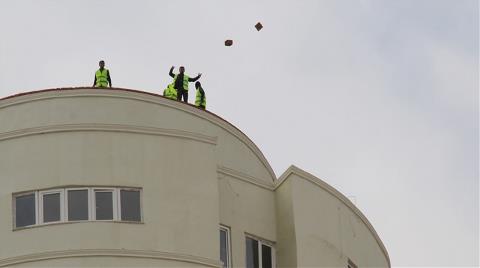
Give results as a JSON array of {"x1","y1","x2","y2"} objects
[{"x1": 176, "y1": 88, "x2": 188, "y2": 102}]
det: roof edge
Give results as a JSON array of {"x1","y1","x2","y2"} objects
[
  {"x1": 0, "y1": 87, "x2": 277, "y2": 182},
  {"x1": 275, "y1": 165, "x2": 391, "y2": 267}
]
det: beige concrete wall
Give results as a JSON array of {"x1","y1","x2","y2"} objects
[
  {"x1": 218, "y1": 174, "x2": 277, "y2": 268},
  {"x1": 0, "y1": 131, "x2": 220, "y2": 265},
  {"x1": 0, "y1": 89, "x2": 390, "y2": 267},
  {"x1": 274, "y1": 178, "x2": 297, "y2": 268},
  {"x1": 275, "y1": 166, "x2": 390, "y2": 268},
  {"x1": 0, "y1": 89, "x2": 276, "y2": 267},
  {"x1": 0, "y1": 89, "x2": 275, "y2": 185}
]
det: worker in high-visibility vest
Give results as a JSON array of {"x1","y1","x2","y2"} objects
[
  {"x1": 195, "y1": 81, "x2": 206, "y2": 109},
  {"x1": 93, "y1": 60, "x2": 112, "y2": 88},
  {"x1": 169, "y1": 66, "x2": 201, "y2": 102},
  {"x1": 163, "y1": 83, "x2": 177, "y2": 100}
]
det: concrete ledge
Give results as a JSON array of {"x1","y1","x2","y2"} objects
[
  {"x1": 0, "y1": 249, "x2": 222, "y2": 267},
  {"x1": 0, "y1": 123, "x2": 218, "y2": 145},
  {"x1": 217, "y1": 165, "x2": 275, "y2": 191}
]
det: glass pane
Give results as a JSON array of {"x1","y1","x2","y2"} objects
[
  {"x1": 246, "y1": 237, "x2": 259, "y2": 268},
  {"x1": 120, "y1": 190, "x2": 141, "y2": 221},
  {"x1": 220, "y1": 229, "x2": 228, "y2": 268},
  {"x1": 262, "y1": 244, "x2": 272, "y2": 268},
  {"x1": 95, "y1": 191, "x2": 113, "y2": 220},
  {"x1": 68, "y1": 190, "x2": 89, "y2": 221},
  {"x1": 15, "y1": 194, "x2": 36, "y2": 227},
  {"x1": 43, "y1": 193, "x2": 60, "y2": 222}
]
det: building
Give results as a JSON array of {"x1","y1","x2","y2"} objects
[{"x1": 0, "y1": 88, "x2": 390, "y2": 267}]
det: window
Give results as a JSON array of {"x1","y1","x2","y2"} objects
[
  {"x1": 39, "y1": 190, "x2": 63, "y2": 223},
  {"x1": 246, "y1": 237, "x2": 259, "y2": 268},
  {"x1": 246, "y1": 236, "x2": 275, "y2": 268},
  {"x1": 14, "y1": 193, "x2": 36, "y2": 228},
  {"x1": 348, "y1": 259, "x2": 358, "y2": 268},
  {"x1": 261, "y1": 244, "x2": 272, "y2": 268},
  {"x1": 94, "y1": 190, "x2": 115, "y2": 220},
  {"x1": 13, "y1": 186, "x2": 142, "y2": 229},
  {"x1": 220, "y1": 226, "x2": 231, "y2": 268},
  {"x1": 67, "y1": 189, "x2": 89, "y2": 221},
  {"x1": 120, "y1": 189, "x2": 141, "y2": 221}
]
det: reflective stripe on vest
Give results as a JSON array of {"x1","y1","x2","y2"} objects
[
  {"x1": 174, "y1": 74, "x2": 190, "y2": 90},
  {"x1": 95, "y1": 69, "x2": 109, "y2": 87},
  {"x1": 195, "y1": 88, "x2": 206, "y2": 107}
]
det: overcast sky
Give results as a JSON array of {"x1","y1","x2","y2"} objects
[{"x1": 0, "y1": 0, "x2": 478, "y2": 266}]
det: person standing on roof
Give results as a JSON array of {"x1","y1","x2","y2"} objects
[
  {"x1": 195, "y1": 81, "x2": 206, "y2": 109},
  {"x1": 93, "y1": 60, "x2": 112, "y2": 88},
  {"x1": 169, "y1": 66, "x2": 201, "y2": 102}
]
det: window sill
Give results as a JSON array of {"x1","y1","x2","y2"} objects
[{"x1": 13, "y1": 220, "x2": 145, "y2": 231}]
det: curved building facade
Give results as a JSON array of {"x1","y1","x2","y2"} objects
[{"x1": 0, "y1": 88, "x2": 389, "y2": 267}]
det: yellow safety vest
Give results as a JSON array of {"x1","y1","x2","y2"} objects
[
  {"x1": 195, "y1": 88, "x2": 206, "y2": 108},
  {"x1": 173, "y1": 74, "x2": 190, "y2": 91},
  {"x1": 95, "y1": 69, "x2": 109, "y2": 87},
  {"x1": 163, "y1": 84, "x2": 177, "y2": 100}
]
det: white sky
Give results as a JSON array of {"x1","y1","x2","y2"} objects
[{"x1": 0, "y1": 0, "x2": 478, "y2": 266}]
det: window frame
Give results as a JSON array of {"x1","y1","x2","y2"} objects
[
  {"x1": 220, "y1": 225, "x2": 232, "y2": 268},
  {"x1": 12, "y1": 191, "x2": 38, "y2": 229},
  {"x1": 12, "y1": 186, "x2": 143, "y2": 230},
  {"x1": 348, "y1": 259, "x2": 358, "y2": 268},
  {"x1": 38, "y1": 189, "x2": 64, "y2": 224},
  {"x1": 245, "y1": 234, "x2": 276, "y2": 268},
  {"x1": 65, "y1": 187, "x2": 91, "y2": 222},
  {"x1": 92, "y1": 188, "x2": 118, "y2": 221},
  {"x1": 119, "y1": 187, "x2": 143, "y2": 222}
]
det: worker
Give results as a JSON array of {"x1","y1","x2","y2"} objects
[
  {"x1": 163, "y1": 83, "x2": 177, "y2": 100},
  {"x1": 169, "y1": 66, "x2": 201, "y2": 102},
  {"x1": 195, "y1": 81, "x2": 206, "y2": 109},
  {"x1": 93, "y1": 60, "x2": 112, "y2": 88}
]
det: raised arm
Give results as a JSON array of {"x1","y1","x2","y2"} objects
[
  {"x1": 169, "y1": 66, "x2": 175, "y2": 78},
  {"x1": 189, "y1": 73, "x2": 202, "y2": 82}
]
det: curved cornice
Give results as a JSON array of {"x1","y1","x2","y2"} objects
[
  {"x1": 0, "y1": 249, "x2": 222, "y2": 267},
  {"x1": 217, "y1": 165, "x2": 275, "y2": 190},
  {"x1": 275, "y1": 165, "x2": 391, "y2": 268},
  {"x1": 0, "y1": 87, "x2": 276, "y2": 181},
  {"x1": 0, "y1": 123, "x2": 218, "y2": 145}
]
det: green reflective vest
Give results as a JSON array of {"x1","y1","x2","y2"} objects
[
  {"x1": 173, "y1": 74, "x2": 190, "y2": 90},
  {"x1": 195, "y1": 88, "x2": 206, "y2": 108},
  {"x1": 163, "y1": 83, "x2": 177, "y2": 100},
  {"x1": 95, "y1": 69, "x2": 109, "y2": 87}
]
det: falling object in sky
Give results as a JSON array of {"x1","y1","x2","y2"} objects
[
  {"x1": 225, "y1": 40, "x2": 233, "y2": 46},
  {"x1": 255, "y1": 22, "x2": 263, "y2": 31}
]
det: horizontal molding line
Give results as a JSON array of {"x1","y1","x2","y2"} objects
[
  {"x1": 0, "y1": 249, "x2": 222, "y2": 267},
  {"x1": 0, "y1": 123, "x2": 218, "y2": 145},
  {"x1": 217, "y1": 166, "x2": 274, "y2": 191},
  {"x1": 0, "y1": 89, "x2": 277, "y2": 182}
]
